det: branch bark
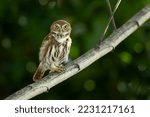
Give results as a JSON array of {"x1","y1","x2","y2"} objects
[{"x1": 5, "y1": 3, "x2": 150, "y2": 100}]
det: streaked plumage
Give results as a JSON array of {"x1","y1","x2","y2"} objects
[{"x1": 33, "y1": 20, "x2": 72, "y2": 81}]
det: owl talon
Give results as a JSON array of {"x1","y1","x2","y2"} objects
[
  {"x1": 74, "y1": 63, "x2": 80, "y2": 70},
  {"x1": 57, "y1": 65, "x2": 65, "y2": 72},
  {"x1": 50, "y1": 65, "x2": 64, "y2": 73}
]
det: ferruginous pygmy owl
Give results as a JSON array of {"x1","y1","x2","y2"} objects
[{"x1": 33, "y1": 20, "x2": 72, "y2": 81}]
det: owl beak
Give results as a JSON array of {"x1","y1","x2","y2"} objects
[{"x1": 60, "y1": 34, "x2": 63, "y2": 38}]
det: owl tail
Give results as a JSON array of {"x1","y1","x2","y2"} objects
[{"x1": 33, "y1": 64, "x2": 45, "y2": 81}]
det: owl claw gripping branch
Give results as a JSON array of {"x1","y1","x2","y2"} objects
[{"x1": 33, "y1": 20, "x2": 72, "y2": 81}]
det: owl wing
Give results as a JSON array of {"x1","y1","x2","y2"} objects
[
  {"x1": 63, "y1": 37, "x2": 72, "y2": 63},
  {"x1": 39, "y1": 34, "x2": 51, "y2": 62},
  {"x1": 67, "y1": 37, "x2": 72, "y2": 53}
]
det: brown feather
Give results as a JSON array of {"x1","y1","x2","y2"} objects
[{"x1": 33, "y1": 64, "x2": 45, "y2": 81}]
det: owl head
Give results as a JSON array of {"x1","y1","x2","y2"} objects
[{"x1": 50, "y1": 20, "x2": 71, "y2": 42}]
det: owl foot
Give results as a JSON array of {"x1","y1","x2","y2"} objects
[
  {"x1": 74, "y1": 63, "x2": 80, "y2": 70},
  {"x1": 50, "y1": 65, "x2": 64, "y2": 73}
]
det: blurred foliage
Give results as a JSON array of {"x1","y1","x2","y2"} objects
[{"x1": 0, "y1": 0, "x2": 150, "y2": 100}]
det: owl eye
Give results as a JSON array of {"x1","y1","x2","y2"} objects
[
  {"x1": 54, "y1": 25, "x2": 59, "y2": 30},
  {"x1": 64, "y1": 25, "x2": 68, "y2": 30}
]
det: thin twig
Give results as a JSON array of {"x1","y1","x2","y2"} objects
[
  {"x1": 5, "y1": 3, "x2": 150, "y2": 100},
  {"x1": 100, "y1": 0, "x2": 121, "y2": 42},
  {"x1": 106, "y1": 0, "x2": 117, "y2": 30}
]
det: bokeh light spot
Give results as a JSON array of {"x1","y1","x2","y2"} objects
[
  {"x1": 119, "y1": 51, "x2": 132, "y2": 64},
  {"x1": 138, "y1": 64, "x2": 146, "y2": 71},
  {"x1": 73, "y1": 23, "x2": 87, "y2": 35},
  {"x1": 1, "y1": 38, "x2": 11, "y2": 49},
  {"x1": 26, "y1": 62, "x2": 37, "y2": 73},
  {"x1": 117, "y1": 81, "x2": 127, "y2": 92},
  {"x1": 48, "y1": 0, "x2": 57, "y2": 8},
  {"x1": 84, "y1": 80, "x2": 96, "y2": 92},
  {"x1": 39, "y1": 0, "x2": 49, "y2": 6},
  {"x1": 134, "y1": 43, "x2": 143, "y2": 53},
  {"x1": 18, "y1": 16, "x2": 28, "y2": 27}
]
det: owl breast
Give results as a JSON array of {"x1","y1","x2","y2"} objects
[
  {"x1": 44, "y1": 42, "x2": 68, "y2": 69},
  {"x1": 51, "y1": 44, "x2": 67, "y2": 63}
]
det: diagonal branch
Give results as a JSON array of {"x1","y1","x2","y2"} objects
[{"x1": 5, "y1": 3, "x2": 150, "y2": 100}]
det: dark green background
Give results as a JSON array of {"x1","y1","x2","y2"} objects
[{"x1": 0, "y1": 0, "x2": 150, "y2": 99}]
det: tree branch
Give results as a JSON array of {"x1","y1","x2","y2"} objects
[{"x1": 5, "y1": 3, "x2": 150, "y2": 100}]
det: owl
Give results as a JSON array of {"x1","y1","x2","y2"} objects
[{"x1": 33, "y1": 20, "x2": 72, "y2": 81}]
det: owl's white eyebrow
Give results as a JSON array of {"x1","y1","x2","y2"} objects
[
  {"x1": 55, "y1": 24, "x2": 61, "y2": 28},
  {"x1": 62, "y1": 24, "x2": 67, "y2": 28}
]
